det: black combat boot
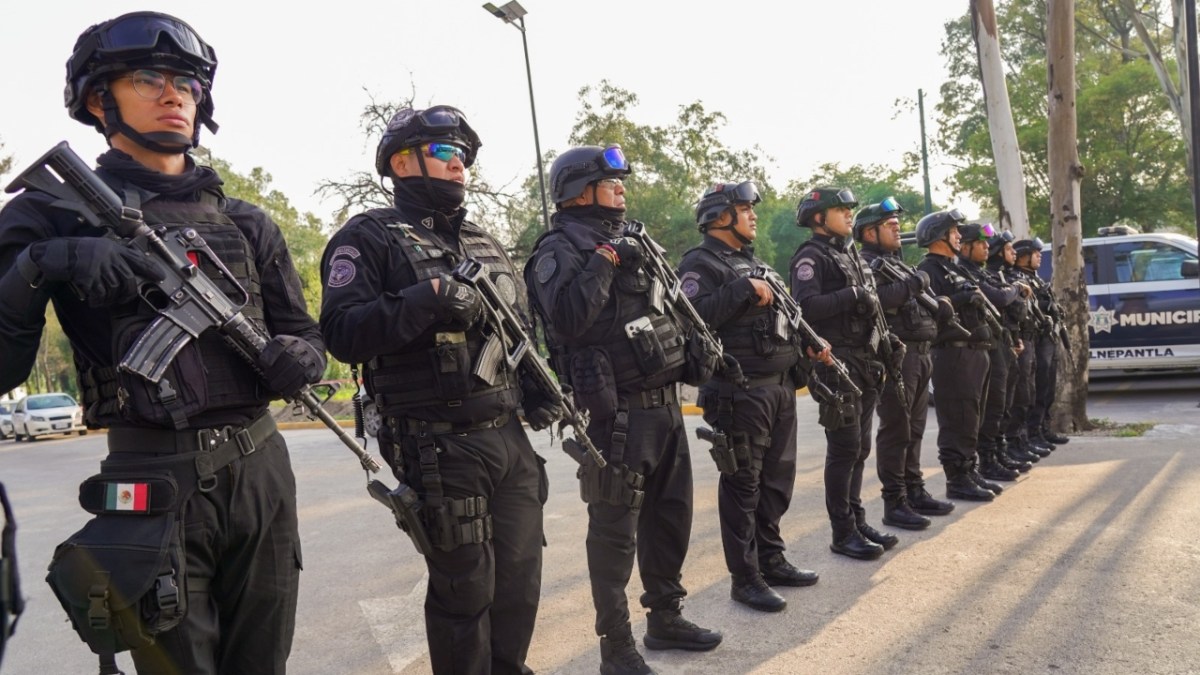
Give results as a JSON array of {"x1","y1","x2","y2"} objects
[
  {"x1": 967, "y1": 458, "x2": 1005, "y2": 494},
  {"x1": 1025, "y1": 433, "x2": 1054, "y2": 456},
  {"x1": 978, "y1": 446, "x2": 1020, "y2": 482},
  {"x1": 643, "y1": 606, "x2": 722, "y2": 652},
  {"x1": 1042, "y1": 427, "x2": 1070, "y2": 445},
  {"x1": 759, "y1": 553, "x2": 819, "y2": 587},
  {"x1": 907, "y1": 484, "x2": 955, "y2": 515},
  {"x1": 730, "y1": 574, "x2": 787, "y2": 612},
  {"x1": 858, "y1": 522, "x2": 899, "y2": 550},
  {"x1": 830, "y1": 528, "x2": 885, "y2": 560},
  {"x1": 996, "y1": 438, "x2": 1032, "y2": 473},
  {"x1": 945, "y1": 464, "x2": 995, "y2": 502},
  {"x1": 601, "y1": 625, "x2": 655, "y2": 675},
  {"x1": 1007, "y1": 436, "x2": 1041, "y2": 464},
  {"x1": 882, "y1": 495, "x2": 932, "y2": 530}
]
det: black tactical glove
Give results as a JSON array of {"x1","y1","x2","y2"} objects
[
  {"x1": 608, "y1": 237, "x2": 644, "y2": 270},
  {"x1": 905, "y1": 270, "x2": 929, "y2": 293},
  {"x1": 436, "y1": 274, "x2": 483, "y2": 327},
  {"x1": 967, "y1": 290, "x2": 988, "y2": 309},
  {"x1": 521, "y1": 377, "x2": 563, "y2": 431},
  {"x1": 934, "y1": 296, "x2": 956, "y2": 323},
  {"x1": 887, "y1": 334, "x2": 907, "y2": 372},
  {"x1": 259, "y1": 335, "x2": 326, "y2": 399},
  {"x1": 21, "y1": 237, "x2": 165, "y2": 307}
]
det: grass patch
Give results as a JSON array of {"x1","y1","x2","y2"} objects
[{"x1": 1085, "y1": 417, "x2": 1155, "y2": 437}]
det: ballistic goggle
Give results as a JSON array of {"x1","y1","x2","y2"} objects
[
  {"x1": 599, "y1": 145, "x2": 628, "y2": 172},
  {"x1": 73, "y1": 12, "x2": 216, "y2": 76}
]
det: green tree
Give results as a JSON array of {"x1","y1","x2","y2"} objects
[{"x1": 936, "y1": 0, "x2": 1191, "y2": 235}]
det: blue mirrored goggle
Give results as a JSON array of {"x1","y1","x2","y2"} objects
[
  {"x1": 96, "y1": 15, "x2": 214, "y2": 64},
  {"x1": 879, "y1": 196, "x2": 903, "y2": 214},
  {"x1": 401, "y1": 142, "x2": 467, "y2": 163},
  {"x1": 601, "y1": 145, "x2": 628, "y2": 171}
]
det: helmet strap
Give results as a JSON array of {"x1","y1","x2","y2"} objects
[
  {"x1": 710, "y1": 206, "x2": 752, "y2": 246},
  {"x1": 97, "y1": 84, "x2": 194, "y2": 155}
]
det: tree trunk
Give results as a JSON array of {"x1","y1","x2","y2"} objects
[
  {"x1": 971, "y1": 0, "x2": 1032, "y2": 238},
  {"x1": 1047, "y1": 0, "x2": 1091, "y2": 432}
]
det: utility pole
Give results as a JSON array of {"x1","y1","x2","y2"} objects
[{"x1": 919, "y1": 88, "x2": 933, "y2": 215}]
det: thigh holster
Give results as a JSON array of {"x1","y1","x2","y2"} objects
[{"x1": 578, "y1": 407, "x2": 645, "y2": 511}]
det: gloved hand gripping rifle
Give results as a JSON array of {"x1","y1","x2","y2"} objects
[
  {"x1": 622, "y1": 220, "x2": 746, "y2": 386},
  {"x1": 869, "y1": 256, "x2": 973, "y2": 343},
  {"x1": 5, "y1": 141, "x2": 382, "y2": 475},
  {"x1": 451, "y1": 258, "x2": 607, "y2": 469},
  {"x1": 848, "y1": 245, "x2": 908, "y2": 409},
  {"x1": 748, "y1": 266, "x2": 861, "y2": 399}
]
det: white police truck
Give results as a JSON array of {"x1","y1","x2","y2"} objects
[{"x1": 1038, "y1": 226, "x2": 1200, "y2": 372}]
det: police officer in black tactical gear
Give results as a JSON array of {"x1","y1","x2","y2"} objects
[
  {"x1": 1011, "y1": 239, "x2": 1071, "y2": 449},
  {"x1": 993, "y1": 234, "x2": 1052, "y2": 464},
  {"x1": 984, "y1": 232, "x2": 1041, "y2": 470},
  {"x1": 790, "y1": 187, "x2": 905, "y2": 561},
  {"x1": 678, "y1": 181, "x2": 827, "y2": 614},
  {"x1": 916, "y1": 209, "x2": 1006, "y2": 502},
  {"x1": 525, "y1": 145, "x2": 722, "y2": 675},
  {"x1": 0, "y1": 12, "x2": 323, "y2": 673},
  {"x1": 319, "y1": 105, "x2": 551, "y2": 674},
  {"x1": 853, "y1": 199, "x2": 956, "y2": 527}
]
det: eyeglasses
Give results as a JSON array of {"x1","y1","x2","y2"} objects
[
  {"x1": 400, "y1": 142, "x2": 468, "y2": 163},
  {"x1": 601, "y1": 145, "x2": 628, "y2": 171},
  {"x1": 597, "y1": 178, "x2": 623, "y2": 188},
  {"x1": 119, "y1": 69, "x2": 204, "y2": 104}
]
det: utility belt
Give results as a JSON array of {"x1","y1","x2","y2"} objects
[
  {"x1": 391, "y1": 413, "x2": 511, "y2": 437},
  {"x1": 936, "y1": 340, "x2": 992, "y2": 350},
  {"x1": 623, "y1": 383, "x2": 679, "y2": 410},
  {"x1": 716, "y1": 371, "x2": 790, "y2": 390},
  {"x1": 902, "y1": 340, "x2": 931, "y2": 355},
  {"x1": 46, "y1": 412, "x2": 276, "y2": 675}
]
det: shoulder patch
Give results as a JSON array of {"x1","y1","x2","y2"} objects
[
  {"x1": 327, "y1": 259, "x2": 356, "y2": 288},
  {"x1": 534, "y1": 255, "x2": 558, "y2": 284},
  {"x1": 680, "y1": 271, "x2": 701, "y2": 298},
  {"x1": 330, "y1": 245, "x2": 361, "y2": 261},
  {"x1": 795, "y1": 262, "x2": 815, "y2": 282}
]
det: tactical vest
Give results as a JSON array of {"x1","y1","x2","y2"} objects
[
  {"x1": 791, "y1": 237, "x2": 876, "y2": 348},
  {"x1": 982, "y1": 264, "x2": 1027, "y2": 331},
  {"x1": 357, "y1": 208, "x2": 520, "y2": 419},
  {"x1": 925, "y1": 256, "x2": 988, "y2": 331},
  {"x1": 528, "y1": 222, "x2": 686, "y2": 392},
  {"x1": 682, "y1": 245, "x2": 800, "y2": 378},
  {"x1": 861, "y1": 249, "x2": 937, "y2": 343},
  {"x1": 81, "y1": 188, "x2": 268, "y2": 430}
]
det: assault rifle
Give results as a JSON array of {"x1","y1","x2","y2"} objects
[
  {"x1": 869, "y1": 256, "x2": 973, "y2": 343},
  {"x1": 452, "y1": 258, "x2": 607, "y2": 468},
  {"x1": 748, "y1": 266, "x2": 861, "y2": 399},
  {"x1": 6, "y1": 141, "x2": 382, "y2": 475},
  {"x1": 622, "y1": 221, "x2": 746, "y2": 386},
  {"x1": 848, "y1": 245, "x2": 908, "y2": 409}
]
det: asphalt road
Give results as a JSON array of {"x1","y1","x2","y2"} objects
[{"x1": 2, "y1": 375, "x2": 1198, "y2": 674}]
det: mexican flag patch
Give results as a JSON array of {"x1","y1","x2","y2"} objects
[{"x1": 105, "y1": 482, "x2": 149, "y2": 512}]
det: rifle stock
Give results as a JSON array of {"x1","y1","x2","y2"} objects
[{"x1": 6, "y1": 141, "x2": 382, "y2": 474}]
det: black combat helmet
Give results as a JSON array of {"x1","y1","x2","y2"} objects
[
  {"x1": 548, "y1": 145, "x2": 631, "y2": 207},
  {"x1": 852, "y1": 196, "x2": 905, "y2": 241},
  {"x1": 1012, "y1": 237, "x2": 1046, "y2": 257},
  {"x1": 66, "y1": 11, "x2": 219, "y2": 151},
  {"x1": 795, "y1": 187, "x2": 857, "y2": 228},
  {"x1": 988, "y1": 230, "x2": 1015, "y2": 259},
  {"x1": 695, "y1": 181, "x2": 761, "y2": 233},
  {"x1": 915, "y1": 208, "x2": 967, "y2": 248},
  {"x1": 374, "y1": 105, "x2": 482, "y2": 177}
]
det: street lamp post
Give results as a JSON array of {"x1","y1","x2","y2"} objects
[{"x1": 482, "y1": 1, "x2": 552, "y2": 231}]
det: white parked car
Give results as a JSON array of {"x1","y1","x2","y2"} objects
[
  {"x1": 0, "y1": 403, "x2": 13, "y2": 440},
  {"x1": 9, "y1": 393, "x2": 87, "y2": 441}
]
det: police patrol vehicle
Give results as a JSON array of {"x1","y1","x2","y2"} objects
[{"x1": 1038, "y1": 226, "x2": 1199, "y2": 372}]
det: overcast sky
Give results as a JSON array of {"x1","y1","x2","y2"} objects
[{"x1": 1, "y1": 0, "x2": 979, "y2": 222}]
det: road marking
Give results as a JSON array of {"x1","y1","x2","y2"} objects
[{"x1": 358, "y1": 571, "x2": 430, "y2": 672}]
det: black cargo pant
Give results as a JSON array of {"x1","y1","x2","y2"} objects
[
  {"x1": 1029, "y1": 332, "x2": 1059, "y2": 435},
  {"x1": 820, "y1": 353, "x2": 882, "y2": 539},
  {"x1": 700, "y1": 381, "x2": 798, "y2": 581},
  {"x1": 875, "y1": 342, "x2": 933, "y2": 498},
  {"x1": 585, "y1": 401, "x2": 692, "y2": 637},
  {"x1": 128, "y1": 430, "x2": 301, "y2": 675},
  {"x1": 389, "y1": 417, "x2": 544, "y2": 675},
  {"x1": 979, "y1": 341, "x2": 1014, "y2": 451},
  {"x1": 930, "y1": 344, "x2": 990, "y2": 468},
  {"x1": 1006, "y1": 334, "x2": 1037, "y2": 442}
]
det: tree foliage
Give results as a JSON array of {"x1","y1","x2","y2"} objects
[{"x1": 936, "y1": 0, "x2": 1191, "y2": 234}]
